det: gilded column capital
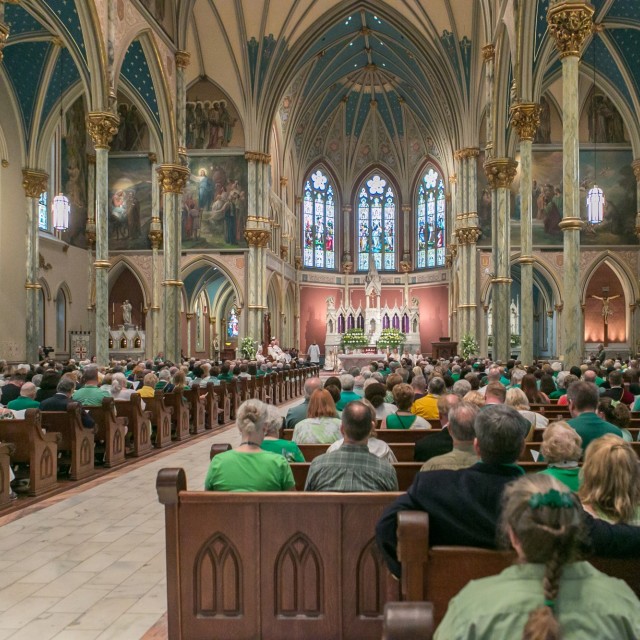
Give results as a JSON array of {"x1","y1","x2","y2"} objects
[
  {"x1": 244, "y1": 229, "x2": 271, "y2": 247},
  {"x1": 86, "y1": 220, "x2": 96, "y2": 246},
  {"x1": 0, "y1": 22, "x2": 10, "y2": 63},
  {"x1": 157, "y1": 164, "x2": 190, "y2": 194},
  {"x1": 244, "y1": 151, "x2": 271, "y2": 164},
  {"x1": 401, "y1": 204, "x2": 411, "y2": 215},
  {"x1": 175, "y1": 50, "x2": 191, "y2": 68},
  {"x1": 482, "y1": 44, "x2": 495, "y2": 61},
  {"x1": 279, "y1": 176, "x2": 288, "y2": 187},
  {"x1": 87, "y1": 112, "x2": 120, "y2": 150},
  {"x1": 342, "y1": 204, "x2": 352, "y2": 214},
  {"x1": 449, "y1": 174, "x2": 457, "y2": 184},
  {"x1": 547, "y1": 2, "x2": 594, "y2": 59},
  {"x1": 455, "y1": 227, "x2": 482, "y2": 245},
  {"x1": 21, "y1": 169, "x2": 48, "y2": 198},
  {"x1": 342, "y1": 261, "x2": 353, "y2": 274},
  {"x1": 280, "y1": 244, "x2": 288, "y2": 260},
  {"x1": 483, "y1": 157, "x2": 518, "y2": 189},
  {"x1": 399, "y1": 260, "x2": 412, "y2": 273},
  {"x1": 510, "y1": 102, "x2": 542, "y2": 141},
  {"x1": 631, "y1": 159, "x2": 640, "y2": 181},
  {"x1": 148, "y1": 217, "x2": 163, "y2": 249},
  {"x1": 185, "y1": 313, "x2": 194, "y2": 320}
]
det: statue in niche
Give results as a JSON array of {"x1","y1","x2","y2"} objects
[
  {"x1": 121, "y1": 300, "x2": 132, "y2": 325},
  {"x1": 365, "y1": 254, "x2": 382, "y2": 307}
]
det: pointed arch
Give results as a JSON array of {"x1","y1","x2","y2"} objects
[
  {"x1": 181, "y1": 255, "x2": 244, "y2": 310},
  {"x1": 108, "y1": 256, "x2": 151, "y2": 306},
  {"x1": 580, "y1": 252, "x2": 638, "y2": 307}
]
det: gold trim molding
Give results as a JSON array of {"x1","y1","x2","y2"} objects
[
  {"x1": 558, "y1": 217, "x2": 585, "y2": 231},
  {"x1": 491, "y1": 277, "x2": 513, "y2": 284},
  {"x1": 22, "y1": 169, "x2": 48, "y2": 198},
  {"x1": 162, "y1": 280, "x2": 183, "y2": 287},
  {"x1": 94, "y1": 260, "x2": 111, "y2": 269},
  {"x1": 24, "y1": 282, "x2": 42, "y2": 290}
]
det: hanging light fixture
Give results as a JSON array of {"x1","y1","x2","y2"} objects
[
  {"x1": 587, "y1": 33, "x2": 605, "y2": 225},
  {"x1": 51, "y1": 42, "x2": 70, "y2": 231}
]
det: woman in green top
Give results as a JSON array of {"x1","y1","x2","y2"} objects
[
  {"x1": 261, "y1": 405, "x2": 305, "y2": 462},
  {"x1": 205, "y1": 399, "x2": 295, "y2": 491},
  {"x1": 381, "y1": 383, "x2": 431, "y2": 430},
  {"x1": 537, "y1": 421, "x2": 583, "y2": 492}
]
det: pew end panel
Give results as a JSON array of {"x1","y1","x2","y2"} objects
[
  {"x1": 382, "y1": 602, "x2": 434, "y2": 640},
  {"x1": 114, "y1": 393, "x2": 153, "y2": 457},
  {"x1": 0, "y1": 442, "x2": 15, "y2": 506}
]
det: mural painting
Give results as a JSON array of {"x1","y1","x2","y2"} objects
[
  {"x1": 111, "y1": 94, "x2": 149, "y2": 152},
  {"x1": 182, "y1": 155, "x2": 247, "y2": 250},
  {"x1": 186, "y1": 79, "x2": 244, "y2": 150},
  {"x1": 108, "y1": 157, "x2": 153, "y2": 251}
]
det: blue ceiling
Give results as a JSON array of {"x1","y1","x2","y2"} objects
[
  {"x1": 4, "y1": 3, "x2": 47, "y2": 36},
  {"x1": 41, "y1": 47, "x2": 82, "y2": 134},
  {"x1": 121, "y1": 40, "x2": 160, "y2": 125},
  {"x1": 39, "y1": 0, "x2": 86, "y2": 61}
]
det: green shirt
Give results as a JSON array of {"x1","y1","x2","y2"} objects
[
  {"x1": 304, "y1": 444, "x2": 398, "y2": 492},
  {"x1": 336, "y1": 390, "x2": 361, "y2": 410},
  {"x1": 385, "y1": 413, "x2": 417, "y2": 429},
  {"x1": 6, "y1": 397, "x2": 40, "y2": 410},
  {"x1": 261, "y1": 438, "x2": 305, "y2": 462},
  {"x1": 204, "y1": 449, "x2": 295, "y2": 491},
  {"x1": 567, "y1": 412, "x2": 624, "y2": 451},
  {"x1": 72, "y1": 386, "x2": 110, "y2": 406},
  {"x1": 538, "y1": 466, "x2": 581, "y2": 492},
  {"x1": 434, "y1": 562, "x2": 640, "y2": 640}
]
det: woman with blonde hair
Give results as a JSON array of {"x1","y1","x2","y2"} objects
[
  {"x1": 579, "y1": 434, "x2": 640, "y2": 525},
  {"x1": 506, "y1": 387, "x2": 549, "y2": 439},
  {"x1": 538, "y1": 421, "x2": 583, "y2": 491},
  {"x1": 137, "y1": 372, "x2": 158, "y2": 399},
  {"x1": 205, "y1": 399, "x2": 295, "y2": 491},
  {"x1": 292, "y1": 388, "x2": 341, "y2": 443},
  {"x1": 462, "y1": 389, "x2": 485, "y2": 408},
  {"x1": 435, "y1": 474, "x2": 640, "y2": 639}
]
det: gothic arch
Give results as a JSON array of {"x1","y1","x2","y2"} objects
[
  {"x1": 109, "y1": 257, "x2": 151, "y2": 305},
  {"x1": 54, "y1": 281, "x2": 73, "y2": 306},
  {"x1": 580, "y1": 252, "x2": 638, "y2": 306},
  {"x1": 181, "y1": 255, "x2": 244, "y2": 309},
  {"x1": 38, "y1": 276, "x2": 52, "y2": 302}
]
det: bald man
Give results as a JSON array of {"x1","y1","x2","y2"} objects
[{"x1": 6, "y1": 382, "x2": 40, "y2": 411}]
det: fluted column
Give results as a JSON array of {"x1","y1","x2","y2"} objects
[
  {"x1": 157, "y1": 163, "x2": 189, "y2": 363},
  {"x1": 482, "y1": 44, "x2": 496, "y2": 158},
  {"x1": 22, "y1": 170, "x2": 49, "y2": 362},
  {"x1": 87, "y1": 112, "x2": 119, "y2": 365},
  {"x1": 548, "y1": 1, "x2": 593, "y2": 366},
  {"x1": 175, "y1": 50, "x2": 190, "y2": 165},
  {"x1": 511, "y1": 103, "x2": 542, "y2": 364},
  {"x1": 484, "y1": 158, "x2": 518, "y2": 362},
  {"x1": 148, "y1": 153, "x2": 162, "y2": 358}
]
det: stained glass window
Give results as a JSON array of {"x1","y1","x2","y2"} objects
[
  {"x1": 227, "y1": 307, "x2": 239, "y2": 338},
  {"x1": 302, "y1": 169, "x2": 336, "y2": 269},
  {"x1": 417, "y1": 167, "x2": 446, "y2": 269},
  {"x1": 357, "y1": 174, "x2": 395, "y2": 271},
  {"x1": 38, "y1": 192, "x2": 48, "y2": 231}
]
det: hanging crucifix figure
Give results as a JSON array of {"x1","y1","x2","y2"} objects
[{"x1": 590, "y1": 294, "x2": 620, "y2": 346}]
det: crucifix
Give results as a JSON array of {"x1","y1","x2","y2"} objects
[{"x1": 590, "y1": 294, "x2": 620, "y2": 347}]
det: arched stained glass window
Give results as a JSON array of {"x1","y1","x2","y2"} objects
[
  {"x1": 357, "y1": 174, "x2": 395, "y2": 271},
  {"x1": 38, "y1": 192, "x2": 48, "y2": 231},
  {"x1": 227, "y1": 306, "x2": 239, "y2": 338},
  {"x1": 417, "y1": 168, "x2": 446, "y2": 269},
  {"x1": 302, "y1": 169, "x2": 336, "y2": 269}
]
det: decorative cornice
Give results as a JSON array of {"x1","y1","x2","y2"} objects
[
  {"x1": 175, "y1": 50, "x2": 191, "y2": 69},
  {"x1": 510, "y1": 102, "x2": 542, "y2": 141},
  {"x1": 455, "y1": 147, "x2": 480, "y2": 161},
  {"x1": 244, "y1": 151, "x2": 271, "y2": 164},
  {"x1": 484, "y1": 158, "x2": 518, "y2": 189},
  {"x1": 244, "y1": 229, "x2": 271, "y2": 247},
  {"x1": 157, "y1": 164, "x2": 190, "y2": 194},
  {"x1": 482, "y1": 44, "x2": 495, "y2": 61},
  {"x1": 547, "y1": 2, "x2": 594, "y2": 59},
  {"x1": 86, "y1": 112, "x2": 120, "y2": 150},
  {"x1": 21, "y1": 169, "x2": 48, "y2": 198}
]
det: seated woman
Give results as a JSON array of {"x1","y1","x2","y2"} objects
[
  {"x1": 434, "y1": 474, "x2": 640, "y2": 639},
  {"x1": 556, "y1": 374, "x2": 578, "y2": 405},
  {"x1": 597, "y1": 397, "x2": 633, "y2": 442},
  {"x1": 381, "y1": 383, "x2": 431, "y2": 430},
  {"x1": 505, "y1": 387, "x2": 549, "y2": 438},
  {"x1": 537, "y1": 421, "x2": 583, "y2": 491},
  {"x1": 364, "y1": 381, "x2": 396, "y2": 420},
  {"x1": 137, "y1": 372, "x2": 158, "y2": 399},
  {"x1": 293, "y1": 389, "x2": 341, "y2": 444},
  {"x1": 521, "y1": 373, "x2": 549, "y2": 405},
  {"x1": 579, "y1": 434, "x2": 640, "y2": 525},
  {"x1": 205, "y1": 399, "x2": 295, "y2": 491},
  {"x1": 110, "y1": 372, "x2": 137, "y2": 402},
  {"x1": 261, "y1": 405, "x2": 305, "y2": 462}
]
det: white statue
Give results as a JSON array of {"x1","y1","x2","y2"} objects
[
  {"x1": 122, "y1": 300, "x2": 132, "y2": 325},
  {"x1": 326, "y1": 296, "x2": 335, "y2": 310},
  {"x1": 365, "y1": 254, "x2": 382, "y2": 307}
]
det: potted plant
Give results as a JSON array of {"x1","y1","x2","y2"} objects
[
  {"x1": 240, "y1": 337, "x2": 257, "y2": 360},
  {"x1": 459, "y1": 333, "x2": 479, "y2": 359}
]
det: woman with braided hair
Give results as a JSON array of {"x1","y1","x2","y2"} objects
[{"x1": 434, "y1": 474, "x2": 640, "y2": 639}]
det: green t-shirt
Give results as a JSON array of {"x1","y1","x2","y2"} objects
[
  {"x1": 385, "y1": 413, "x2": 417, "y2": 429},
  {"x1": 538, "y1": 466, "x2": 581, "y2": 492},
  {"x1": 72, "y1": 386, "x2": 110, "y2": 406},
  {"x1": 204, "y1": 449, "x2": 295, "y2": 491},
  {"x1": 261, "y1": 438, "x2": 305, "y2": 462}
]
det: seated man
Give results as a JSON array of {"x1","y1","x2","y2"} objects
[
  {"x1": 413, "y1": 394, "x2": 460, "y2": 462},
  {"x1": 377, "y1": 403, "x2": 640, "y2": 578},
  {"x1": 72, "y1": 366, "x2": 110, "y2": 406},
  {"x1": 6, "y1": 382, "x2": 40, "y2": 411},
  {"x1": 304, "y1": 401, "x2": 398, "y2": 492},
  {"x1": 40, "y1": 377, "x2": 96, "y2": 429},
  {"x1": 336, "y1": 374, "x2": 360, "y2": 410},
  {"x1": 420, "y1": 401, "x2": 478, "y2": 471},
  {"x1": 284, "y1": 377, "x2": 322, "y2": 429}
]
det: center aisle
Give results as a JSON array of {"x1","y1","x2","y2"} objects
[{"x1": 0, "y1": 398, "x2": 303, "y2": 640}]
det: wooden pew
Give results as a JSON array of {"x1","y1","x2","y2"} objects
[
  {"x1": 162, "y1": 390, "x2": 191, "y2": 441},
  {"x1": 238, "y1": 377, "x2": 250, "y2": 403},
  {"x1": 213, "y1": 383, "x2": 231, "y2": 426},
  {"x1": 226, "y1": 380, "x2": 240, "y2": 420},
  {"x1": 0, "y1": 442, "x2": 15, "y2": 506},
  {"x1": 113, "y1": 393, "x2": 153, "y2": 457},
  {"x1": 202, "y1": 383, "x2": 220, "y2": 431},
  {"x1": 382, "y1": 602, "x2": 434, "y2": 640},
  {"x1": 283, "y1": 427, "x2": 443, "y2": 443},
  {"x1": 156, "y1": 468, "x2": 401, "y2": 640},
  {"x1": 297, "y1": 442, "x2": 416, "y2": 463},
  {"x1": 41, "y1": 402, "x2": 96, "y2": 479},
  {"x1": 85, "y1": 398, "x2": 127, "y2": 468},
  {"x1": 0, "y1": 409, "x2": 59, "y2": 496},
  {"x1": 183, "y1": 386, "x2": 206, "y2": 434},
  {"x1": 145, "y1": 392, "x2": 174, "y2": 449},
  {"x1": 396, "y1": 510, "x2": 640, "y2": 627}
]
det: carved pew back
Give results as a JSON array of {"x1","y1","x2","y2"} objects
[
  {"x1": 85, "y1": 397, "x2": 127, "y2": 468},
  {"x1": 0, "y1": 443, "x2": 14, "y2": 506},
  {"x1": 145, "y1": 392, "x2": 174, "y2": 448},
  {"x1": 213, "y1": 384, "x2": 231, "y2": 425},
  {"x1": 162, "y1": 390, "x2": 191, "y2": 441},
  {"x1": 202, "y1": 383, "x2": 220, "y2": 431},
  {"x1": 156, "y1": 468, "x2": 401, "y2": 640},
  {"x1": 41, "y1": 402, "x2": 96, "y2": 479},
  {"x1": 183, "y1": 387, "x2": 206, "y2": 434},
  {"x1": 113, "y1": 393, "x2": 153, "y2": 457},
  {"x1": 0, "y1": 409, "x2": 58, "y2": 496}
]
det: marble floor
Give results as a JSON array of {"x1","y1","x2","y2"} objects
[{"x1": 0, "y1": 398, "x2": 300, "y2": 639}]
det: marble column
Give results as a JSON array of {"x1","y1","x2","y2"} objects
[
  {"x1": 85, "y1": 154, "x2": 96, "y2": 311},
  {"x1": 548, "y1": 2, "x2": 593, "y2": 366},
  {"x1": 22, "y1": 170, "x2": 49, "y2": 362},
  {"x1": 175, "y1": 50, "x2": 190, "y2": 165},
  {"x1": 157, "y1": 164, "x2": 189, "y2": 363},
  {"x1": 148, "y1": 154, "x2": 162, "y2": 359},
  {"x1": 632, "y1": 160, "x2": 640, "y2": 239},
  {"x1": 511, "y1": 103, "x2": 542, "y2": 364},
  {"x1": 484, "y1": 158, "x2": 518, "y2": 362},
  {"x1": 447, "y1": 175, "x2": 458, "y2": 338},
  {"x1": 185, "y1": 313, "x2": 194, "y2": 357},
  {"x1": 482, "y1": 44, "x2": 496, "y2": 158},
  {"x1": 87, "y1": 112, "x2": 119, "y2": 365}
]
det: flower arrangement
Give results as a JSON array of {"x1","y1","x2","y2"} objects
[
  {"x1": 377, "y1": 328, "x2": 406, "y2": 350},
  {"x1": 341, "y1": 328, "x2": 369, "y2": 350},
  {"x1": 487, "y1": 335, "x2": 521, "y2": 347},
  {"x1": 460, "y1": 333, "x2": 480, "y2": 359},
  {"x1": 240, "y1": 337, "x2": 257, "y2": 360}
]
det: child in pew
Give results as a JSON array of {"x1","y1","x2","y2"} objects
[{"x1": 434, "y1": 474, "x2": 640, "y2": 639}]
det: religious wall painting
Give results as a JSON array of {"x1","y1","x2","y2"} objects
[
  {"x1": 182, "y1": 155, "x2": 247, "y2": 250},
  {"x1": 581, "y1": 90, "x2": 628, "y2": 144},
  {"x1": 111, "y1": 92, "x2": 150, "y2": 152},
  {"x1": 108, "y1": 157, "x2": 153, "y2": 250},
  {"x1": 61, "y1": 95, "x2": 89, "y2": 248},
  {"x1": 138, "y1": 0, "x2": 175, "y2": 38},
  {"x1": 186, "y1": 79, "x2": 244, "y2": 150}
]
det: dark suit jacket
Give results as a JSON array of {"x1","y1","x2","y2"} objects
[
  {"x1": 285, "y1": 399, "x2": 309, "y2": 429},
  {"x1": 39, "y1": 393, "x2": 96, "y2": 429},
  {"x1": 0, "y1": 383, "x2": 21, "y2": 406},
  {"x1": 413, "y1": 427, "x2": 453, "y2": 462}
]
